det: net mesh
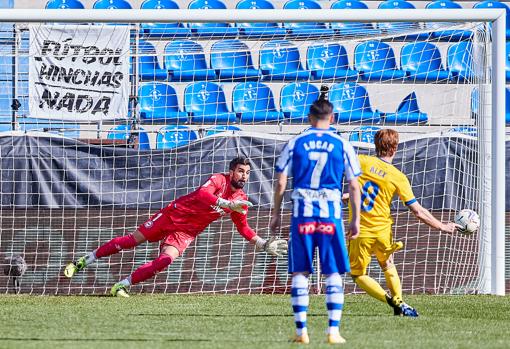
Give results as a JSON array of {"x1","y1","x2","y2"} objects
[{"x1": 0, "y1": 15, "x2": 499, "y2": 295}]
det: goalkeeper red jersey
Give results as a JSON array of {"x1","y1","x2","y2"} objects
[{"x1": 160, "y1": 173, "x2": 256, "y2": 240}]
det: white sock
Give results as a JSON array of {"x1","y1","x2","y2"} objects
[
  {"x1": 84, "y1": 251, "x2": 97, "y2": 266},
  {"x1": 119, "y1": 277, "x2": 131, "y2": 287}
]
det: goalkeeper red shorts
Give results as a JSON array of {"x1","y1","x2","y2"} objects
[{"x1": 138, "y1": 210, "x2": 197, "y2": 255}]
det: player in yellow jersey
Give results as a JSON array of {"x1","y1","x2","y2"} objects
[{"x1": 345, "y1": 129, "x2": 459, "y2": 317}]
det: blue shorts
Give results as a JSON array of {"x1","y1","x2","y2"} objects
[{"x1": 288, "y1": 216, "x2": 350, "y2": 275}]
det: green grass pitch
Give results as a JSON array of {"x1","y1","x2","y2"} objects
[{"x1": 1, "y1": 294, "x2": 509, "y2": 349}]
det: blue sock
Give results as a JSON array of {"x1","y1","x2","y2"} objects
[
  {"x1": 326, "y1": 273, "x2": 344, "y2": 335},
  {"x1": 291, "y1": 274, "x2": 309, "y2": 336}
]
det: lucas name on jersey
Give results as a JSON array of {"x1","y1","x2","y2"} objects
[
  {"x1": 302, "y1": 139, "x2": 335, "y2": 153},
  {"x1": 370, "y1": 166, "x2": 387, "y2": 178}
]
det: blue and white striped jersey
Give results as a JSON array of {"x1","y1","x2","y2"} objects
[{"x1": 275, "y1": 128, "x2": 361, "y2": 218}]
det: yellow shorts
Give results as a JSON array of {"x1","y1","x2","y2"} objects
[{"x1": 348, "y1": 229, "x2": 393, "y2": 276}]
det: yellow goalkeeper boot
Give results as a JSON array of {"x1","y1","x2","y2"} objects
[
  {"x1": 64, "y1": 257, "x2": 86, "y2": 278},
  {"x1": 110, "y1": 282, "x2": 130, "y2": 298},
  {"x1": 291, "y1": 332, "x2": 310, "y2": 344},
  {"x1": 327, "y1": 333, "x2": 346, "y2": 344}
]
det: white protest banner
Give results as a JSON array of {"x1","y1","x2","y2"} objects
[{"x1": 29, "y1": 25, "x2": 130, "y2": 121}]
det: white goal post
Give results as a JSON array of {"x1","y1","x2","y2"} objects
[{"x1": 0, "y1": 8, "x2": 505, "y2": 296}]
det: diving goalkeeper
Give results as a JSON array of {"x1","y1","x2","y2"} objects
[{"x1": 64, "y1": 156, "x2": 287, "y2": 297}]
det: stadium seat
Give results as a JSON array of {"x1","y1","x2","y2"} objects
[
  {"x1": 184, "y1": 82, "x2": 236, "y2": 123},
  {"x1": 471, "y1": 87, "x2": 510, "y2": 124},
  {"x1": 354, "y1": 41, "x2": 406, "y2": 81},
  {"x1": 93, "y1": 0, "x2": 132, "y2": 9},
  {"x1": 426, "y1": 1, "x2": 473, "y2": 41},
  {"x1": 330, "y1": 1, "x2": 381, "y2": 36},
  {"x1": 283, "y1": 0, "x2": 334, "y2": 38},
  {"x1": 348, "y1": 125, "x2": 380, "y2": 143},
  {"x1": 156, "y1": 125, "x2": 198, "y2": 149},
  {"x1": 140, "y1": 0, "x2": 190, "y2": 38},
  {"x1": 135, "y1": 41, "x2": 168, "y2": 81},
  {"x1": 381, "y1": 92, "x2": 428, "y2": 124},
  {"x1": 138, "y1": 82, "x2": 188, "y2": 122},
  {"x1": 473, "y1": 1, "x2": 510, "y2": 39},
  {"x1": 0, "y1": 117, "x2": 11, "y2": 132},
  {"x1": 19, "y1": 118, "x2": 81, "y2": 138},
  {"x1": 210, "y1": 40, "x2": 260, "y2": 81},
  {"x1": 259, "y1": 40, "x2": 310, "y2": 81},
  {"x1": 506, "y1": 42, "x2": 510, "y2": 82},
  {"x1": 329, "y1": 82, "x2": 381, "y2": 123},
  {"x1": 447, "y1": 126, "x2": 477, "y2": 137},
  {"x1": 280, "y1": 82, "x2": 320, "y2": 122},
  {"x1": 46, "y1": 0, "x2": 85, "y2": 9},
  {"x1": 107, "y1": 124, "x2": 151, "y2": 150},
  {"x1": 236, "y1": 0, "x2": 286, "y2": 38},
  {"x1": 307, "y1": 43, "x2": 358, "y2": 81},
  {"x1": 205, "y1": 125, "x2": 241, "y2": 136},
  {"x1": 400, "y1": 42, "x2": 450, "y2": 82},
  {"x1": 447, "y1": 41, "x2": 475, "y2": 82},
  {"x1": 187, "y1": 0, "x2": 238, "y2": 37},
  {"x1": 377, "y1": 0, "x2": 427, "y2": 40},
  {"x1": 232, "y1": 82, "x2": 283, "y2": 122},
  {"x1": 0, "y1": 54, "x2": 13, "y2": 81},
  {"x1": 164, "y1": 40, "x2": 216, "y2": 82}
]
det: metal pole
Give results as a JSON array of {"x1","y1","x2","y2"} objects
[{"x1": 491, "y1": 12, "x2": 506, "y2": 296}]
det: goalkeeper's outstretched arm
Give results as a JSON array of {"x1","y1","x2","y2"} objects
[{"x1": 408, "y1": 202, "x2": 459, "y2": 233}]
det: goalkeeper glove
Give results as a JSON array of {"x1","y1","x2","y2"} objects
[
  {"x1": 254, "y1": 236, "x2": 288, "y2": 257},
  {"x1": 216, "y1": 198, "x2": 253, "y2": 215}
]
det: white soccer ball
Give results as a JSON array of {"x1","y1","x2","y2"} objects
[{"x1": 454, "y1": 209, "x2": 480, "y2": 235}]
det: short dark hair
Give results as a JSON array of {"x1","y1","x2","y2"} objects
[
  {"x1": 229, "y1": 156, "x2": 251, "y2": 170},
  {"x1": 309, "y1": 85, "x2": 333, "y2": 120}
]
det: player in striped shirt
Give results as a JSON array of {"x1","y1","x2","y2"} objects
[{"x1": 270, "y1": 92, "x2": 361, "y2": 344}]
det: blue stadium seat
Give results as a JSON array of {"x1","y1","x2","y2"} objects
[
  {"x1": 447, "y1": 126, "x2": 477, "y2": 137},
  {"x1": 447, "y1": 41, "x2": 475, "y2": 82},
  {"x1": 280, "y1": 82, "x2": 320, "y2": 122},
  {"x1": 283, "y1": 0, "x2": 334, "y2": 38},
  {"x1": 138, "y1": 82, "x2": 188, "y2": 122},
  {"x1": 164, "y1": 40, "x2": 216, "y2": 82},
  {"x1": 107, "y1": 124, "x2": 151, "y2": 150},
  {"x1": 471, "y1": 87, "x2": 510, "y2": 124},
  {"x1": 400, "y1": 42, "x2": 450, "y2": 82},
  {"x1": 378, "y1": 0, "x2": 427, "y2": 40},
  {"x1": 330, "y1": 1, "x2": 381, "y2": 36},
  {"x1": 381, "y1": 92, "x2": 428, "y2": 124},
  {"x1": 0, "y1": 80, "x2": 28, "y2": 118},
  {"x1": 187, "y1": 0, "x2": 238, "y2": 37},
  {"x1": 473, "y1": 1, "x2": 510, "y2": 39},
  {"x1": 329, "y1": 82, "x2": 381, "y2": 123},
  {"x1": 205, "y1": 125, "x2": 241, "y2": 136},
  {"x1": 506, "y1": 42, "x2": 510, "y2": 82},
  {"x1": 210, "y1": 40, "x2": 260, "y2": 81},
  {"x1": 46, "y1": 0, "x2": 85, "y2": 9},
  {"x1": 354, "y1": 41, "x2": 406, "y2": 81},
  {"x1": 259, "y1": 40, "x2": 310, "y2": 81},
  {"x1": 307, "y1": 43, "x2": 358, "y2": 81},
  {"x1": 426, "y1": 1, "x2": 473, "y2": 41},
  {"x1": 19, "y1": 118, "x2": 81, "y2": 138},
  {"x1": 349, "y1": 126, "x2": 380, "y2": 143},
  {"x1": 0, "y1": 118, "x2": 11, "y2": 132},
  {"x1": 232, "y1": 82, "x2": 283, "y2": 122},
  {"x1": 156, "y1": 125, "x2": 198, "y2": 149},
  {"x1": 184, "y1": 82, "x2": 236, "y2": 123},
  {"x1": 0, "y1": 54, "x2": 13, "y2": 81},
  {"x1": 236, "y1": 0, "x2": 286, "y2": 38},
  {"x1": 140, "y1": 0, "x2": 190, "y2": 38},
  {"x1": 93, "y1": 0, "x2": 132, "y2": 9},
  {"x1": 136, "y1": 41, "x2": 168, "y2": 81}
]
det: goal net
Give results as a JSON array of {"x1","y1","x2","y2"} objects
[{"x1": 0, "y1": 9, "x2": 506, "y2": 295}]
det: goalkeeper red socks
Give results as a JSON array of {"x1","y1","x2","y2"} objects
[
  {"x1": 95, "y1": 234, "x2": 138, "y2": 258},
  {"x1": 131, "y1": 254, "x2": 174, "y2": 285}
]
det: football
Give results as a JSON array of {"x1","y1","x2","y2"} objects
[{"x1": 454, "y1": 209, "x2": 480, "y2": 234}]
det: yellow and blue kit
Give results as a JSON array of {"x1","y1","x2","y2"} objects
[{"x1": 349, "y1": 155, "x2": 416, "y2": 275}]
